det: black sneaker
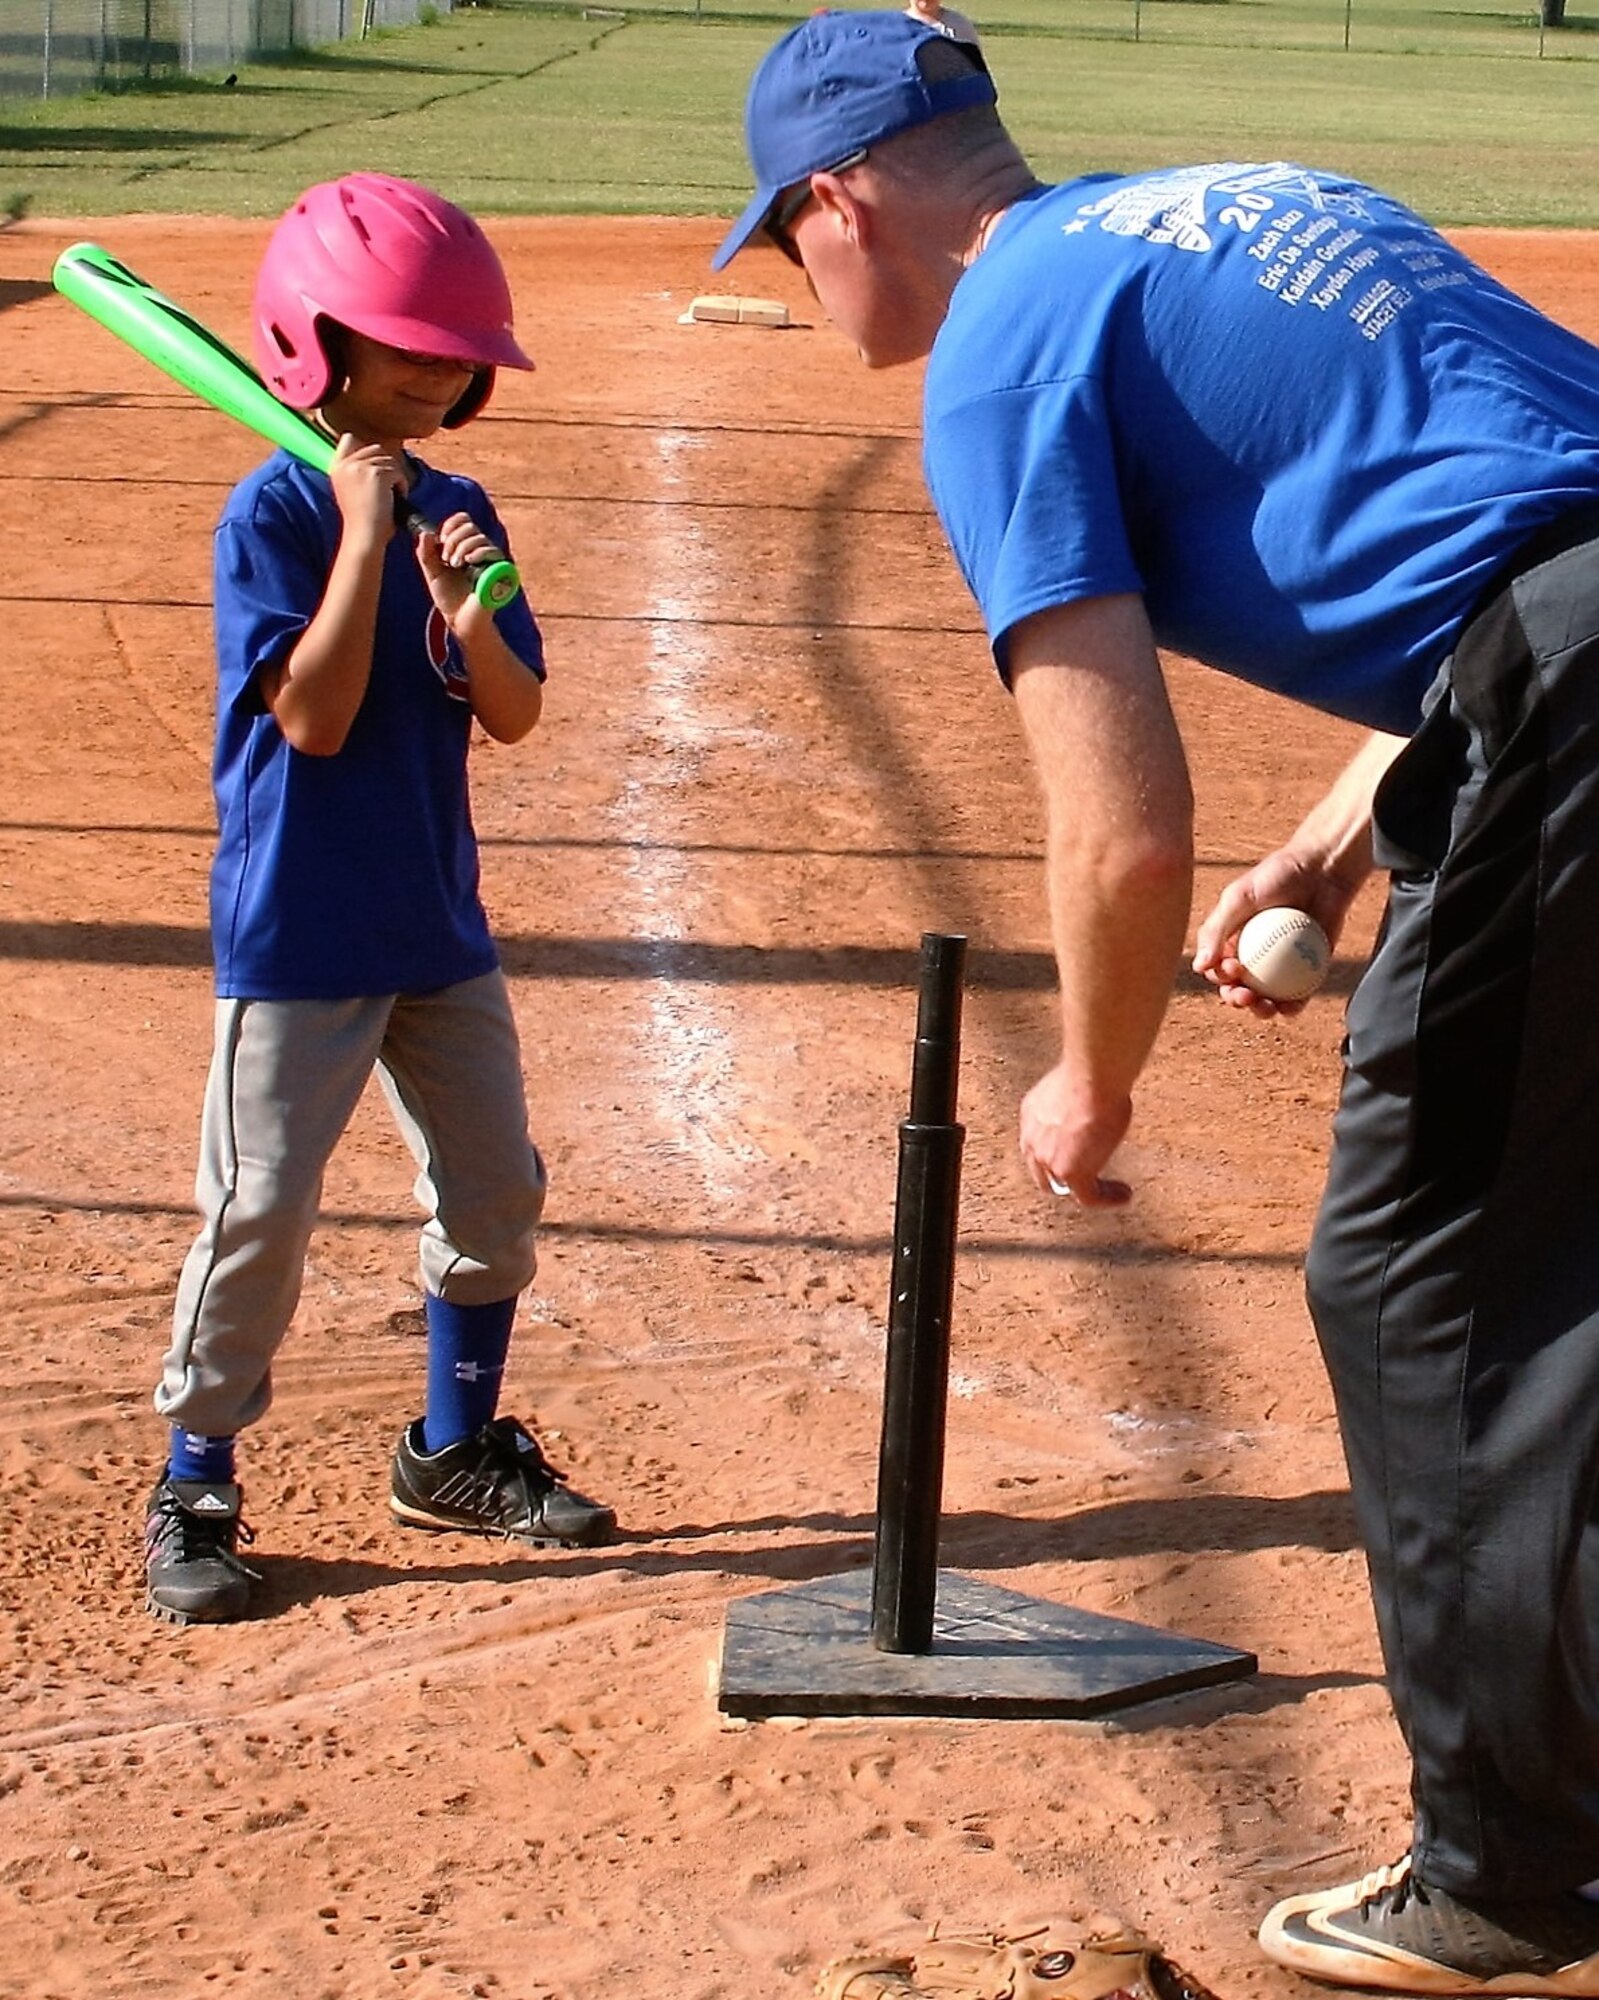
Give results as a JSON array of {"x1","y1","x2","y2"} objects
[
  {"x1": 389, "y1": 1416, "x2": 616, "y2": 1547},
  {"x1": 1260, "y1": 1857, "x2": 1599, "y2": 1995},
  {"x1": 144, "y1": 1478, "x2": 258, "y2": 1625}
]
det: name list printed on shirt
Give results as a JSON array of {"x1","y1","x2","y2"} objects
[{"x1": 1065, "y1": 163, "x2": 1472, "y2": 342}]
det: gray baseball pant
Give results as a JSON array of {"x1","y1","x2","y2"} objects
[
  {"x1": 1307, "y1": 520, "x2": 1599, "y2": 1900},
  {"x1": 155, "y1": 969, "x2": 545, "y2": 1438}
]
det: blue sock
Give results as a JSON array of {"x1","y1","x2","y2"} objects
[
  {"x1": 421, "y1": 1295, "x2": 516, "y2": 1453},
  {"x1": 167, "y1": 1428, "x2": 237, "y2": 1483}
]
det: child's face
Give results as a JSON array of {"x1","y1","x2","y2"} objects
[{"x1": 322, "y1": 330, "x2": 477, "y2": 445}]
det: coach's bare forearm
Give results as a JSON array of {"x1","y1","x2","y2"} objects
[
  {"x1": 1293, "y1": 729, "x2": 1407, "y2": 885},
  {"x1": 1014, "y1": 597, "x2": 1195, "y2": 1101},
  {"x1": 1010, "y1": 597, "x2": 1195, "y2": 1200}
]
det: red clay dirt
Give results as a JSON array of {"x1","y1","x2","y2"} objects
[{"x1": 0, "y1": 215, "x2": 1594, "y2": 2000}]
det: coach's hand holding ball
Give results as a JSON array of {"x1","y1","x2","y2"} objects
[
  {"x1": 1193, "y1": 830, "x2": 1371, "y2": 1014},
  {"x1": 1236, "y1": 907, "x2": 1331, "y2": 1002},
  {"x1": 1200, "y1": 903, "x2": 1332, "y2": 1012}
]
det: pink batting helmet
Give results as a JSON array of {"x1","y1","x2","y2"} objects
[{"x1": 252, "y1": 172, "x2": 534, "y2": 427}]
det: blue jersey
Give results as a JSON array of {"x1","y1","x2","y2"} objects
[
  {"x1": 209, "y1": 452, "x2": 545, "y2": 1000},
  {"x1": 923, "y1": 163, "x2": 1599, "y2": 735}
]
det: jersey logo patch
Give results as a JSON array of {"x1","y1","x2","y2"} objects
[
  {"x1": 1065, "y1": 162, "x2": 1373, "y2": 255},
  {"x1": 426, "y1": 604, "x2": 472, "y2": 702}
]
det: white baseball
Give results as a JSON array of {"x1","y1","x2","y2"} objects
[{"x1": 1235, "y1": 907, "x2": 1331, "y2": 1002}]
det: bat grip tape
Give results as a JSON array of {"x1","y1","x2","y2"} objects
[{"x1": 392, "y1": 495, "x2": 521, "y2": 612}]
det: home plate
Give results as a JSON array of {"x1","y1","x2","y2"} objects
[{"x1": 718, "y1": 1569, "x2": 1258, "y2": 1720}]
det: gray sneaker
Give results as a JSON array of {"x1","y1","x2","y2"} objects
[
  {"x1": 144, "y1": 1477, "x2": 258, "y2": 1624},
  {"x1": 1260, "y1": 1857, "x2": 1599, "y2": 1995},
  {"x1": 390, "y1": 1416, "x2": 616, "y2": 1547}
]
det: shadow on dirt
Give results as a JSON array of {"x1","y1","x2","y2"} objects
[
  {"x1": 0, "y1": 917, "x2": 1367, "y2": 998},
  {"x1": 0, "y1": 277, "x2": 52, "y2": 311},
  {"x1": 246, "y1": 1486, "x2": 1361, "y2": 1601}
]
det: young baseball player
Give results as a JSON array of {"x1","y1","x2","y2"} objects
[{"x1": 143, "y1": 173, "x2": 615, "y2": 1625}]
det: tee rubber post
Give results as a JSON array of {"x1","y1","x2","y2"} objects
[{"x1": 871, "y1": 931, "x2": 967, "y2": 1654}]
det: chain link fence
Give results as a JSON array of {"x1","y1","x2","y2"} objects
[{"x1": 2, "y1": 0, "x2": 454, "y2": 99}]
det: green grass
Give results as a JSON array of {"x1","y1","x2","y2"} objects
[{"x1": 1, "y1": 0, "x2": 1597, "y2": 224}]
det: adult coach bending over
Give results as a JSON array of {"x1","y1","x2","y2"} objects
[{"x1": 715, "y1": 11, "x2": 1599, "y2": 1996}]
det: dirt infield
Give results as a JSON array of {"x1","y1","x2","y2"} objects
[{"x1": 1, "y1": 215, "x2": 1595, "y2": 2000}]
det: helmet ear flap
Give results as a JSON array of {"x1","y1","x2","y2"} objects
[
  {"x1": 257, "y1": 302, "x2": 335, "y2": 409},
  {"x1": 255, "y1": 299, "x2": 349, "y2": 411},
  {"x1": 442, "y1": 366, "x2": 495, "y2": 428},
  {"x1": 312, "y1": 317, "x2": 350, "y2": 408}
]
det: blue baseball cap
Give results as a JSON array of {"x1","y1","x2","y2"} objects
[{"x1": 711, "y1": 9, "x2": 997, "y2": 271}]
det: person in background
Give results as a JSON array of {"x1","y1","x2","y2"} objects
[{"x1": 904, "y1": 0, "x2": 982, "y2": 47}]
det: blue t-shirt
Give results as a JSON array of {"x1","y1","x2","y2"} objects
[
  {"x1": 210, "y1": 452, "x2": 545, "y2": 1000},
  {"x1": 924, "y1": 163, "x2": 1599, "y2": 735}
]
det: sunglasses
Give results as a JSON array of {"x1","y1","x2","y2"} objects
[
  {"x1": 389, "y1": 345, "x2": 474, "y2": 373},
  {"x1": 763, "y1": 148, "x2": 869, "y2": 265}
]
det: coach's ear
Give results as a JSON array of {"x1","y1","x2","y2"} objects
[{"x1": 810, "y1": 171, "x2": 872, "y2": 253}]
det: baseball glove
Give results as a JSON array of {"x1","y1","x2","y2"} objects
[{"x1": 816, "y1": 1926, "x2": 1222, "y2": 2000}]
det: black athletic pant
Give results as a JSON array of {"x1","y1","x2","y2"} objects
[{"x1": 1307, "y1": 518, "x2": 1599, "y2": 1900}]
